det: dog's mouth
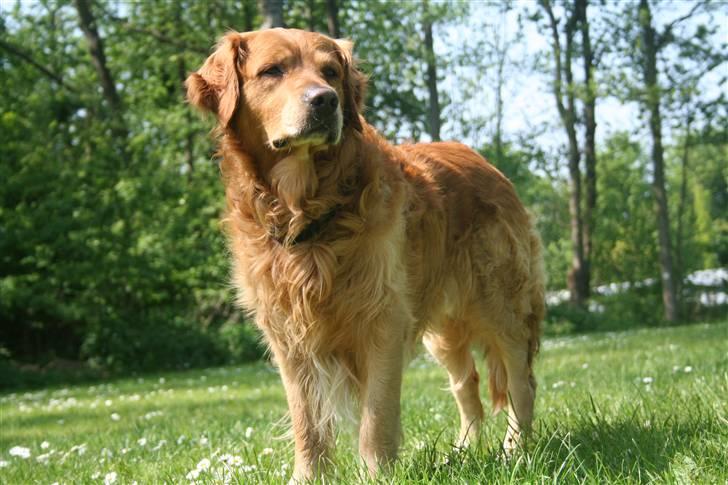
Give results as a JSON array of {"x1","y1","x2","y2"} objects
[{"x1": 270, "y1": 117, "x2": 342, "y2": 151}]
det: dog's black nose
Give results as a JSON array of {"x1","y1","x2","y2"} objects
[{"x1": 304, "y1": 87, "x2": 338, "y2": 116}]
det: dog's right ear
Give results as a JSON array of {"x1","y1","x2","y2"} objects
[
  {"x1": 334, "y1": 39, "x2": 367, "y2": 132},
  {"x1": 185, "y1": 33, "x2": 247, "y2": 127}
]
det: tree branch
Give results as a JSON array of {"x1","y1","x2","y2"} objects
[
  {"x1": 540, "y1": 0, "x2": 568, "y2": 121},
  {"x1": 74, "y1": 0, "x2": 122, "y2": 111},
  {"x1": 107, "y1": 15, "x2": 209, "y2": 55},
  {"x1": 657, "y1": 1, "x2": 703, "y2": 48},
  {"x1": 0, "y1": 39, "x2": 77, "y2": 92}
]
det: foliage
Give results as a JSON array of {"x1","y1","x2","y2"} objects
[{"x1": 0, "y1": 1, "x2": 259, "y2": 372}]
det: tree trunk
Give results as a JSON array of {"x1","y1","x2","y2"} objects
[
  {"x1": 542, "y1": 0, "x2": 587, "y2": 306},
  {"x1": 565, "y1": 21, "x2": 587, "y2": 306},
  {"x1": 494, "y1": 7, "x2": 506, "y2": 165},
  {"x1": 307, "y1": 0, "x2": 316, "y2": 32},
  {"x1": 74, "y1": 0, "x2": 122, "y2": 113},
  {"x1": 243, "y1": 0, "x2": 255, "y2": 32},
  {"x1": 422, "y1": 1, "x2": 441, "y2": 141},
  {"x1": 675, "y1": 113, "x2": 692, "y2": 309},
  {"x1": 259, "y1": 0, "x2": 284, "y2": 29},
  {"x1": 639, "y1": 0, "x2": 678, "y2": 322},
  {"x1": 576, "y1": 0, "x2": 596, "y2": 299},
  {"x1": 326, "y1": 0, "x2": 340, "y2": 38}
]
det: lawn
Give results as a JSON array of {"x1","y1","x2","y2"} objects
[{"x1": 1, "y1": 321, "x2": 726, "y2": 484}]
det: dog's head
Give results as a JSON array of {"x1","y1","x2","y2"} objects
[{"x1": 186, "y1": 29, "x2": 366, "y2": 155}]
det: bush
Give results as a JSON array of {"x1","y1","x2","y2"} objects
[{"x1": 545, "y1": 284, "x2": 665, "y2": 335}]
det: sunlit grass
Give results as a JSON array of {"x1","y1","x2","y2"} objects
[{"x1": 1, "y1": 320, "x2": 726, "y2": 483}]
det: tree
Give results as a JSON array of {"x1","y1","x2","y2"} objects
[
  {"x1": 540, "y1": 0, "x2": 588, "y2": 307},
  {"x1": 74, "y1": 0, "x2": 126, "y2": 139},
  {"x1": 259, "y1": 0, "x2": 284, "y2": 29},
  {"x1": 326, "y1": 0, "x2": 340, "y2": 38},
  {"x1": 637, "y1": 0, "x2": 678, "y2": 322},
  {"x1": 608, "y1": 0, "x2": 726, "y2": 321},
  {"x1": 576, "y1": 0, "x2": 598, "y2": 295},
  {"x1": 491, "y1": 3, "x2": 510, "y2": 165},
  {"x1": 422, "y1": 0, "x2": 441, "y2": 141}
]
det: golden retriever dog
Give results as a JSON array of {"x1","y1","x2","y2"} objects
[{"x1": 186, "y1": 28, "x2": 544, "y2": 481}]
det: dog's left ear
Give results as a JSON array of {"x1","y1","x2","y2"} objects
[
  {"x1": 185, "y1": 33, "x2": 247, "y2": 127},
  {"x1": 335, "y1": 39, "x2": 367, "y2": 133}
]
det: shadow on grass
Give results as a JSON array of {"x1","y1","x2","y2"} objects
[
  {"x1": 392, "y1": 406, "x2": 717, "y2": 482},
  {"x1": 550, "y1": 420, "x2": 684, "y2": 478}
]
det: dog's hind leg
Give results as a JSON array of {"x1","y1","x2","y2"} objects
[
  {"x1": 423, "y1": 321, "x2": 484, "y2": 447},
  {"x1": 494, "y1": 336, "x2": 536, "y2": 454}
]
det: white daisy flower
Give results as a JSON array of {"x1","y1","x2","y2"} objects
[
  {"x1": 177, "y1": 435, "x2": 187, "y2": 445},
  {"x1": 70, "y1": 443, "x2": 87, "y2": 455},
  {"x1": 143, "y1": 411, "x2": 163, "y2": 420},
  {"x1": 261, "y1": 448, "x2": 274, "y2": 456},
  {"x1": 244, "y1": 427, "x2": 253, "y2": 439},
  {"x1": 9, "y1": 446, "x2": 31, "y2": 459},
  {"x1": 137, "y1": 438, "x2": 147, "y2": 447},
  {"x1": 110, "y1": 413, "x2": 121, "y2": 421},
  {"x1": 0, "y1": 460, "x2": 10, "y2": 468},
  {"x1": 40, "y1": 441, "x2": 50, "y2": 450},
  {"x1": 642, "y1": 377, "x2": 654, "y2": 384},
  {"x1": 151, "y1": 440, "x2": 166, "y2": 451},
  {"x1": 36, "y1": 453, "x2": 51, "y2": 464},
  {"x1": 104, "y1": 471, "x2": 118, "y2": 485},
  {"x1": 196, "y1": 458, "x2": 211, "y2": 471}
]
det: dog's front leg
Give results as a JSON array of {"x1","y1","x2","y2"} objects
[
  {"x1": 358, "y1": 318, "x2": 405, "y2": 475},
  {"x1": 272, "y1": 348, "x2": 331, "y2": 482}
]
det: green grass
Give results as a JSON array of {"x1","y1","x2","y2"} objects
[{"x1": 1, "y1": 321, "x2": 726, "y2": 484}]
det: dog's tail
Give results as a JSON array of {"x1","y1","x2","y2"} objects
[{"x1": 487, "y1": 351, "x2": 509, "y2": 414}]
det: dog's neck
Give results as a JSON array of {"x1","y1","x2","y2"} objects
[{"x1": 220, "y1": 128, "x2": 362, "y2": 246}]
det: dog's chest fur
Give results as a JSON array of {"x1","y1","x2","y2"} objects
[{"x1": 224, "y1": 142, "x2": 411, "y2": 356}]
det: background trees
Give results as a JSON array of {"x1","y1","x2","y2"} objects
[{"x1": 1, "y1": 0, "x2": 725, "y2": 375}]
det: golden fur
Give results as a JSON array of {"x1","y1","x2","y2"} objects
[{"x1": 186, "y1": 28, "x2": 545, "y2": 481}]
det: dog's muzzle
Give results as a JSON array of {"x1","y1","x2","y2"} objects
[{"x1": 271, "y1": 86, "x2": 342, "y2": 150}]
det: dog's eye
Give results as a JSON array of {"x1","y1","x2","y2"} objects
[
  {"x1": 259, "y1": 65, "x2": 284, "y2": 78},
  {"x1": 322, "y1": 66, "x2": 338, "y2": 79}
]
